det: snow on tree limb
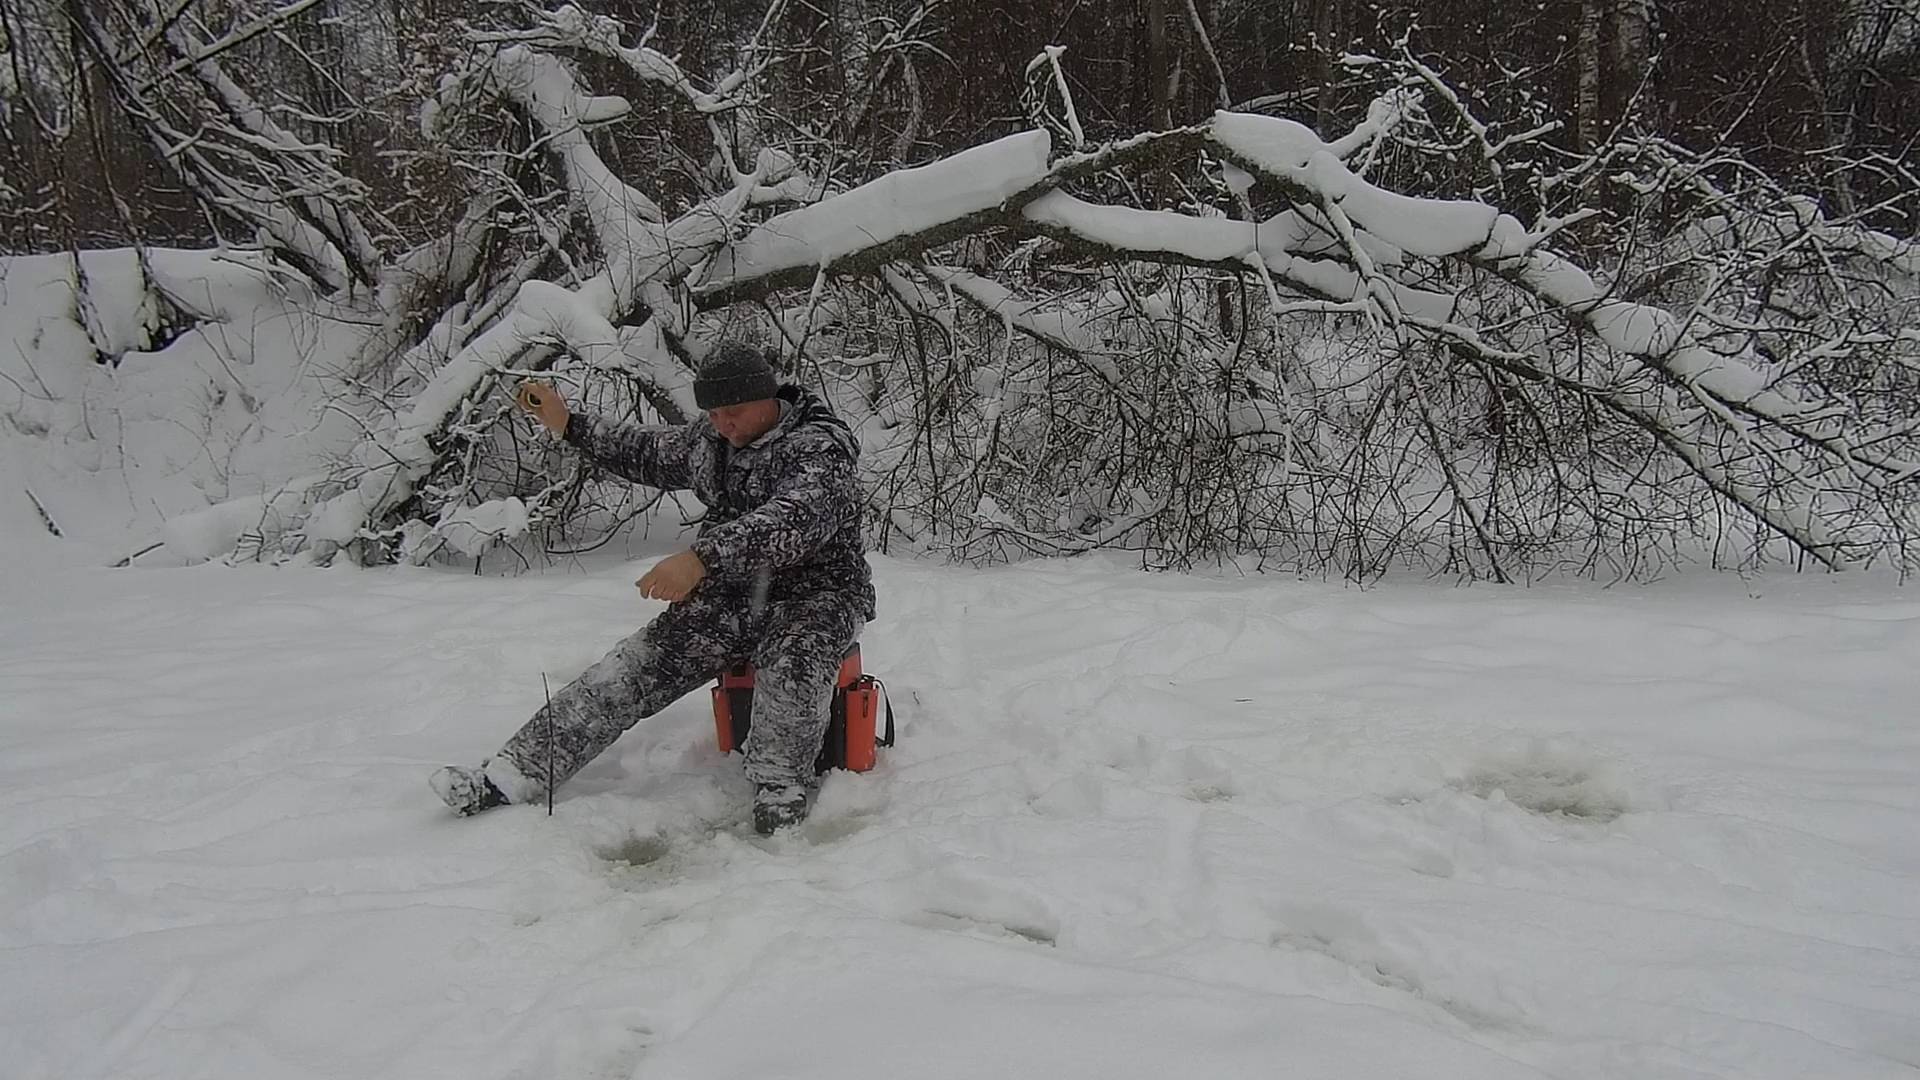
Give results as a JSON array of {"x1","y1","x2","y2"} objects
[
  {"x1": 340, "y1": 194, "x2": 512, "y2": 385},
  {"x1": 1197, "y1": 109, "x2": 1914, "y2": 567},
  {"x1": 463, "y1": 2, "x2": 783, "y2": 179},
  {"x1": 170, "y1": 31, "x2": 383, "y2": 288},
  {"x1": 881, "y1": 264, "x2": 1122, "y2": 385},
  {"x1": 693, "y1": 117, "x2": 1442, "y2": 314},
  {"x1": 470, "y1": 4, "x2": 766, "y2": 117},
  {"x1": 1013, "y1": 193, "x2": 1454, "y2": 322},
  {"x1": 438, "y1": 44, "x2": 668, "y2": 234},
  {"x1": 919, "y1": 265, "x2": 1102, "y2": 358},
  {"x1": 70, "y1": 1, "x2": 377, "y2": 294},
  {"x1": 696, "y1": 131, "x2": 1055, "y2": 306},
  {"x1": 1211, "y1": 112, "x2": 1505, "y2": 258},
  {"x1": 130, "y1": 0, "x2": 328, "y2": 94}
]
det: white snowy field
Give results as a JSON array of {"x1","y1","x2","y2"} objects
[{"x1": 3, "y1": 553, "x2": 1917, "y2": 1080}]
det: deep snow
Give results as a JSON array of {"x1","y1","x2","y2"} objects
[
  {"x1": 3, "y1": 551, "x2": 1917, "y2": 1080},
  {"x1": 0, "y1": 248, "x2": 365, "y2": 565}
]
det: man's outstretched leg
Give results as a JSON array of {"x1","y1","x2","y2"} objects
[
  {"x1": 742, "y1": 590, "x2": 865, "y2": 834},
  {"x1": 432, "y1": 593, "x2": 746, "y2": 814}
]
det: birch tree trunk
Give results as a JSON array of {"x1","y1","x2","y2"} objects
[
  {"x1": 1609, "y1": 0, "x2": 1654, "y2": 117},
  {"x1": 1577, "y1": 0, "x2": 1606, "y2": 149}
]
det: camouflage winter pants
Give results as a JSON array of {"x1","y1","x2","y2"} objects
[{"x1": 485, "y1": 586, "x2": 866, "y2": 801}]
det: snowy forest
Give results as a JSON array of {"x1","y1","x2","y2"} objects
[{"x1": 5, "y1": 0, "x2": 1920, "y2": 579}]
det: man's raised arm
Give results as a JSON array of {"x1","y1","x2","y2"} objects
[{"x1": 516, "y1": 381, "x2": 696, "y2": 491}]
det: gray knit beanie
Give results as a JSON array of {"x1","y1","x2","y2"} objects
[{"x1": 693, "y1": 341, "x2": 780, "y2": 409}]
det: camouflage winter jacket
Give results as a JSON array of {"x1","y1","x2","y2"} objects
[{"x1": 563, "y1": 384, "x2": 875, "y2": 619}]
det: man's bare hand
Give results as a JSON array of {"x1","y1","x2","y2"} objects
[
  {"x1": 636, "y1": 549, "x2": 707, "y2": 603},
  {"x1": 514, "y1": 380, "x2": 570, "y2": 435}
]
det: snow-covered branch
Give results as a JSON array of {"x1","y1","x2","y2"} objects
[
  {"x1": 696, "y1": 130, "x2": 1055, "y2": 306},
  {"x1": 71, "y1": 0, "x2": 380, "y2": 293},
  {"x1": 470, "y1": 4, "x2": 767, "y2": 116},
  {"x1": 292, "y1": 22, "x2": 787, "y2": 560},
  {"x1": 110, "y1": 3, "x2": 1907, "y2": 576}
]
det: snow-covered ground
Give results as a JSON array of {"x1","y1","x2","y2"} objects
[
  {"x1": 0, "y1": 248, "x2": 364, "y2": 565},
  {"x1": 3, "y1": 242, "x2": 1916, "y2": 1079},
  {"x1": 3, "y1": 550, "x2": 1916, "y2": 1080}
]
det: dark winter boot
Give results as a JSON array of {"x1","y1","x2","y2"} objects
[
  {"x1": 430, "y1": 765, "x2": 510, "y2": 816},
  {"x1": 752, "y1": 782, "x2": 811, "y2": 835}
]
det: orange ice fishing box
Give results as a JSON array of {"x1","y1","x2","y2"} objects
[{"x1": 712, "y1": 645, "x2": 894, "y2": 772}]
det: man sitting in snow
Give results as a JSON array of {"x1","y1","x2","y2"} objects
[{"x1": 430, "y1": 342, "x2": 875, "y2": 834}]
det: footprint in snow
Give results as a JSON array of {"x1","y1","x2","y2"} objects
[
  {"x1": 1451, "y1": 744, "x2": 1635, "y2": 823},
  {"x1": 597, "y1": 832, "x2": 671, "y2": 868}
]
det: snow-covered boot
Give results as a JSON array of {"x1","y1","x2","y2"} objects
[
  {"x1": 430, "y1": 765, "x2": 509, "y2": 816},
  {"x1": 752, "y1": 782, "x2": 811, "y2": 835}
]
